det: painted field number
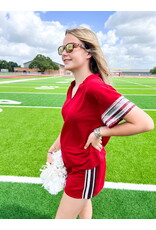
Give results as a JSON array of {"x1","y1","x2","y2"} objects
[{"x1": 0, "y1": 100, "x2": 22, "y2": 104}]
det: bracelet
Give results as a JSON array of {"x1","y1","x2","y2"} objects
[
  {"x1": 94, "y1": 127, "x2": 102, "y2": 138},
  {"x1": 48, "y1": 151, "x2": 54, "y2": 154}
]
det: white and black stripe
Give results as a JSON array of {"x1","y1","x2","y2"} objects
[
  {"x1": 101, "y1": 96, "x2": 135, "y2": 128},
  {"x1": 82, "y1": 167, "x2": 96, "y2": 199}
]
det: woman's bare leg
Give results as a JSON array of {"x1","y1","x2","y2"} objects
[
  {"x1": 78, "y1": 199, "x2": 92, "y2": 219},
  {"x1": 55, "y1": 192, "x2": 89, "y2": 219}
]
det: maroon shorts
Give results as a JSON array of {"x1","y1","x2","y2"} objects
[{"x1": 64, "y1": 158, "x2": 106, "y2": 199}]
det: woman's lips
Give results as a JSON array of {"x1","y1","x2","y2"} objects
[{"x1": 63, "y1": 59, "x2": 72, "y2": 64}]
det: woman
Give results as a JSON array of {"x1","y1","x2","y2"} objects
[{"x1": 47, "y1": 27, "x2": 154, "y2": 219}]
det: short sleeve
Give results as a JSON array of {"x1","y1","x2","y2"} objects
[{"x1": 87, "y1": 80, "x2": 135, "y2": 128}]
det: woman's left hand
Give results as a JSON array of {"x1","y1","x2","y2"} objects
[{"x1": 84, "y1": 132, "x2": 103, "y2": 151}]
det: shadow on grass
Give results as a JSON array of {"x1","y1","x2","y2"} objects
[{"x1": 0, "y1": 205, "x2": 51, "y2": 219}]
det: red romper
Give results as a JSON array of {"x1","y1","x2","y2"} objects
[{"x1": 60, "y1": 74, "x2": 135, "y2": 199}]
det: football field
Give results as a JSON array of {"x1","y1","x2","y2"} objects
[{"x1": 0, "y1": 74, "x2": 156, "y2": 219}]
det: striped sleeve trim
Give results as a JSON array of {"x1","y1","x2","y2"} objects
[
  {"x1": 101, "y1": 96, "x2": 135, "y2": 128},
  {"x1": 82, "y1": 168, "x2": 96, "y2": 199}
]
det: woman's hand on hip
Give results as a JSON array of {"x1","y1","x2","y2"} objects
[{"x1": 84, "y1": 132, "x2": 103, "y2": 151}]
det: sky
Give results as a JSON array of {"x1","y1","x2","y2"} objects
[{"x1": 0, "y1": 10, "x2": 156, "y2": 70}]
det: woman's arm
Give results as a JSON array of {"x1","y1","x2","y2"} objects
[
  {"x1": 84, "y1": 106, "x2": 154, "y2": 151},
  {"x1": 47, "y1": 134, "x2": 61, "y2": 164},
  {"x1": 48, "y1": 134, "x2": 61, "y2": 151},
  {"x1": 100, "y1": 106, "x2": 154, "y2": 137}
]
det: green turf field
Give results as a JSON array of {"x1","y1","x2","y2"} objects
[{"x1": 0, "y1": 75, "x2": 156, "y2": 219}]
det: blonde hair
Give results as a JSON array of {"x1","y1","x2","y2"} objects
[{"x1": 65, "y1": 27, "x2": 111, "y2": 84}]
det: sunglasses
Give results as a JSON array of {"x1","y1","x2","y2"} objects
[{"x1": 58, "y1": 42, "x2": 86, "y2": 55}]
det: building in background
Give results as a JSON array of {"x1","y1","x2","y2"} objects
[
  {"x1": 14, "y1": 60, "x2": 71, "y2": 75},
  {"x1": 111, "y1": 69, "x2": 151, "y2": 76}
]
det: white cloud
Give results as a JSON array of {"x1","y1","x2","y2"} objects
[
  {"x1": 97, "y1": 30, "x2": 118, "y2": 45},
  {"x1": 0, "y1": 11, "x2": 156, "y2": 69},
  {"x1": 102, "y1": 11, "x2": 156, "y2": 69},
  {"x1": 79, "y1": 24, "x2": 92, "y2": 30},
  {"x1": 0, "y1": 11, "x2": 66, "y2": 65}
]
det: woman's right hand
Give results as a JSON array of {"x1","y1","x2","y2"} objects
[
  {"x1": 46, "y1": 145, "x2": 57, "y2": 164},
  {"x1": 47, "y1": 134, "x2": 61, "y2": 164}
]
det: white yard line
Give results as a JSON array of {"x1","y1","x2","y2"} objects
[
  {"x1": 0, "y1": 92, "x2": 156, "y2": 96},
  {"x1": 0, "y1": 76, "x2": 63, "y2": 84},
  {"x1": 0, "y1": 86, "x2": 68, "y2": 88},
  {"x1": 0, "y1": 86, "x2": 155, "y2": 89},
  {"x1": 0, "y1": 105, "x2": 62, "y2": 109},
  {"x1": 115, "y1": 88, "x2": 156, "y2": 90},
  {"x1": 124, "y1": 94, "x2": 156, "y2": 96},
  {"x1": 0, "y1": 92, "x2": 66, "y2": 95},
  {"x1": 143, "y1": 109, "x2": 156, "y2": 111},
  {"x1": 0, "y1": 105, "x2": 155, "y2": 111},
  {"x1": 0, "y1": 175, "x2": 155, "y2": 192},
  {"x1": 118, "y1": 78, "x2": 155, "y2": 89}
]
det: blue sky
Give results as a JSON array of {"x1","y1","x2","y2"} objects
[
  {"x1": 0, "y1": 11, "x2": 156, "y2": 70},
  {"x1": 37, "y1": 11, "x2": 115, "y2": 33}
]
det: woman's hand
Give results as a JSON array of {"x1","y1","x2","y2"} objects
[
  {"x1": 47, "y1": 145, "x2": 56, "y2": 164},
  {"x1": 84, "y1": 132, "x2": 103, "y2": 151},
  {"x1": 47, "y1": 135, "x2": 61, "y2": 164}
]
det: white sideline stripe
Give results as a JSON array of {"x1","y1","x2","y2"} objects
[
  {"x1": 0, "y1": 105, "x2": 155, "y2": 111},
  {"x1": 0, "y1": 175, "x2": 156, "y2": 192},
  {"x1": 0, "y1": 176, "x2": 42, "y2": 184},
  {"x1": 105, "y1": 182, "x2": 156, "y2": 192}
]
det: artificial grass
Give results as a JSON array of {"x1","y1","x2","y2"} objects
[
  {"x1": 124, "y1": 95, "x2": 156, "y2": 109},
  {"x1": 105, "y1": 122, "x2": 156, "y2": 185},
  {"x1": 0, "y1": 75, "x2": 156, "y2": 220},
  {"x1": 0, "y1": 108, "x2": 155, "y2": 186},
  {"x1": 0, "y1": 87, "x2": 68, "y2": 93},
  {"x1": 118, "y1": 89, "x2": 156, "y2": 95},
  {"x1": 0, "y1": 182, "x2": 155, "y2": 219},
  {"x1": 0, "y1": 93, "x2": 156, "y2": 109},
  {"x1": 112, "y1": 77, "x2": 156, "y2": 85},
  {"x1": 0, "y1": 107, "x2": 63, "y2": 177},
  {"x1": 0, "y1": 92, "x2": 66, "y2": 107}
]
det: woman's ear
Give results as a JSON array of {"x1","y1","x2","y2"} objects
[{"x1": 86, "y1": 52, "x2": 92, "y2": 59}]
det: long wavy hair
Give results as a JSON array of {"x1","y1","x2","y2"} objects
[{"x1": 65, "y1": 27, "x2": 111, "y2": 84}]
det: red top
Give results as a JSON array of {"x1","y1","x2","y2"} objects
[{"x1": 60, "y1": 74, "x2": 135, "y2": 170}]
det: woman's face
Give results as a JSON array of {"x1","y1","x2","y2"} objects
[{"x1": 61, "y1": 34, "x2": 91, "y2": 72}]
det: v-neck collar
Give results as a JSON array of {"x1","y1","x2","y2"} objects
[{"x1": 70, "y1": 74, "x2": 99, "y2": 99}]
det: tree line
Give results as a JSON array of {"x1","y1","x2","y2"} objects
[
  {"x1": 0, "y1": 60, "x2": 20, "y2": 72},
  {"x1": 0, "y1": 54, "x2": 59, "y2": 73},
  {"x1": 150, "y1": 67, "x2": 156, "y2": 75},
  {"x1": 1, "y1": 54, "x2": 156, "y2": 74}
]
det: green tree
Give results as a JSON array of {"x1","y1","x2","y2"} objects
[
  {"x1": 0, "y1": 60, "x2": 20, "y2": 72},
  {"x1": 8, "y1": 61, "x2": 20, "y2": 72},
  {"x1": 29, "y1": 54, "x2": 59, "y2": 73},
  {"x1": 150, "y1": 67, "x2": 156, "y2": 75},
  {"x1": 0, "y1": 60, "x2": 8, "y2": 70},
  {"x1": 53, "y1": 62, "x2": 59, "y2": 70}
]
